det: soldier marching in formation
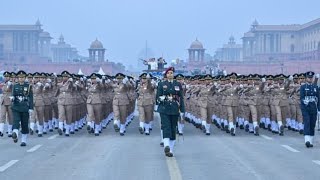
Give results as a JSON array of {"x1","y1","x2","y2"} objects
[{"x1": 0, "y1": 69, "x2": 319, "y2": 152}]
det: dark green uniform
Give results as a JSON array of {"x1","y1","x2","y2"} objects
[
  {"x1": 11, "y1": 82, "x2": 33, "y2": 134},
  {"x1": 156, "y1": 80, "x2": 185, "y2": 141}
]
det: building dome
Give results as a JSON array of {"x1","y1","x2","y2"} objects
[
  {"x1": 39, "y1": 31, "x2": 51, "y2": 38},
  {"x1": 190, "y1": 39, "x2": 204, "y2": 49},
  {"x1": 90, "y1": 39, "x2": 104, "y2": 49}
]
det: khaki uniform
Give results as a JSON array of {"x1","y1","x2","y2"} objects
[
  {"x1": 0, "y1": 81, "x2": 14, "y2": 135},
  {"x1": 112, "y1": 81, "x2": 131, "y2": 134},
  {"x1": 137, "y1": 80, "x2": 155, "y2": 133},
  {"x1": 33, "y1": 82, "x2": 45, "y2": 135},
  {"x1": 86, "y1": 83, "x2": 103, "y2": 134},
  {"x1": 55, "y1": 80, "x2": 74, "y2": 135}
]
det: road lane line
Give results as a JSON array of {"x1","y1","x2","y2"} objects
[
  {"x1": 27, "y1": 144, "x2": 42, "y2": 153},
  {"x1": 155, "y1": 113, "x2": 183, "y2": 180},
  {"x1": 260, "y1": 134, "x2": 273, "y2": 140},
  {"x1": 48, "y1": 134, "x2": 59, "y2": 140},
  {"x1": 0, "y1": 160, "x2": 19, "y2": 172},
  {"x1": 312, "y1": 160, "x2": 320, "y2": 166},
  {"x1": 281, "y1": 145, "x2": 300, "y2": 153},
  {"x1": 166, "y1": 157, "x2": 183, "y2": 180}
]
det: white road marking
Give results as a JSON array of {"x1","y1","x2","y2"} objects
[
  {"x1": 48, "y1": 134, "x2": 59, "y2": 140},
  {"x1": 281, "y1": 145, "x2": 300, "y2": 153},
  {"x1": 155, "y1": 113, "x2": 182, "y2": 180},
  {"x1": 312, "y1": 160, "x2": 320, "y2": 166},
  {"x1": 0, "y1": 160, "x2": 19, "y2": 172},
  {"x1": 260, "y1": 134, "x2": 273, "y2": 140},
  {"x1": 166, "y1": 157, "x2": 183, "y2": 180},
  {"x1": 27, "y1": 144, "x2": 42, "y2": 153}
]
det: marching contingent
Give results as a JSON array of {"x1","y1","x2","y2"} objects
[{"x1": 0, "y1": 67, "x2": 319, "y2": 157}]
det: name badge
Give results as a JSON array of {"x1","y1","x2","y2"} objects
[
  {"x1": 175, "y1": 86, "x2": 180, "y2": 91},
  {"x1": 163, "y1": 85, "x2": 167, "y2": 89}
]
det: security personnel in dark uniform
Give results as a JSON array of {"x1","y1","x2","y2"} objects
[
  {"x1": 156, "y1": 67, "x2": 185, "y2": 157},
  {"x1": 300, "y1": 71, "x2": 319, "y2": 148},
  {"x1": 11, "y1": 70, "x2": 33, "y2": 146}
]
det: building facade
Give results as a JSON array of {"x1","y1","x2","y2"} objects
[
  {"x1": 51, "y1": 34, "x2": 79, "y2": 63},
  {"x1": 0, "y1": 20, "x2": 80, "y2": 63},
  {"x1": 243, "y1": 18, "x2": 320, "y2": 61},
  {"x1": 215, "y1": 36, "x2": 242, "y2": 61}
]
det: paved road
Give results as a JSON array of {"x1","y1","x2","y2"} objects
[{"x1": 1, "y1": 112, "x2": 320, "y2": 180}]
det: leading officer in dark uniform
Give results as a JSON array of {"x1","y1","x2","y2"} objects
[
  {"x1": 156, "y1": 67, "x2": 185, "y2": 157},
  {"x1": 10, "y1": 70, "x2": 33, "y2": 146},
  {"x1": 300, "y1": 71, "x2": 320, "y2": 148}
]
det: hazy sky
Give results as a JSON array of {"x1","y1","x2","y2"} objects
[{"x1": 1, "y1": 0, "x2": 319, "y2": 67}]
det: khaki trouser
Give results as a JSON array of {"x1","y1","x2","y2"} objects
[
  {"x1": 296, "y1": 104, "x2": 303, "y2": 123},
  {"x1": 0, "y1": 105, "x2": 13, "y2": 124},
  {"x1": 87, "y1": 104, "x2": 102, "y2": 124},
  {"x1": 34, "y1": 106, "x2": 45, "y2": 125},
  {"x1": 44, "y1": 105, "x2": 52, "y2": 122},
  {"x1": 113, "y1": 105, "x2": 127, "y2": 124},
  {"x1": 226, "y1": 106, "x2": 237, "y2": 123},
  {"x1": 260, "y1": 105, "x2": 270, "y2": 119},
  {"x1": 270, "y1": 105, "x2": 277, "y2": 121},
  {"x1": 200, "y1": 106, "x2": 211, "y2": 124},
  {"x1": 249, "y1": 105, "x2": 258, "y2": 122},
  {"x1": 138, "y1": 105, "x2": 153, "y2": 123},
  {"x1": 52, "y1": 104, "x2": 59, "y2": 119},
  {"x1": 290, "y1": 104, "x2": 297, "y2": 120},
  {"x1": 58, "y1": 105, "x2": 73, "y2": 125}
]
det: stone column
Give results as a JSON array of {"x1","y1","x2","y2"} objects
[
  {"x1": 188, "y1": 50, "x2": 191, "y2": 61},
  {"x1": 202, "y1": 50, "x2": 205, "y2": 61},
  {"x1": 197, "y1": 50, "x2": 200, "y2": 61},
  {"x1": 192, "y1": 51, "x2": 195, "y2": 61}
]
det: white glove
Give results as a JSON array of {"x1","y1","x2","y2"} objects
[
  {"x1": 240, "y1": 84, "x2": 244, "y2": 88},
  {"x1": 18, "y1": 96, "x2": 23, "y2": 102},
  {"x1": 9, "y1": 96, "x2": 14, "y2": 101},
  {"x1": 180, "y1": 112, "x2": 185, "y2": 117},
  {"x1": 159, "y1": 95, "x2": 166, "y2": 101},
  {"x1": 214, "y1": 82, "x2": 218, "y2": 86},
  {"x1": 68, "y1": 78, "x2": 73, "y2": 82},
  {"x1": 154, "y1": 105, "x2": 158, "y2": 111},
  {"x1": 289, "y1": 75, "x2": 293, "y2": 81},
  {"x1": 47, "y1": 78, "x2": 52, "y2": 83},
  {"x1": 262, "y1": 78, "x2": 266, "y2": 82},
  {"x1": 28, "y1": 109, "x2": 33, "y2": 113},
  {"x1": 75, "y1": 81, "x2": 80, "y2": 85},
  {"x1": 36, "y1": 82, "x2": 42, "y2": 86},
  {"x1": 316, "y1": 74, "x2": 320, "y2": 78},
  {"x1": 102, "y1": 76, "x2": 106, "y2": 80},
  {"x1": 45, "y1": 83, "x2": 50, "y2": 87},
  {"x1": 122, "y1": 77, "x2": 128, "y2": 84}
]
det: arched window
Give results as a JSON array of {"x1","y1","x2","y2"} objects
[{"x1": 290, "y1": 44, "x2": 295, "y2": 53}]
